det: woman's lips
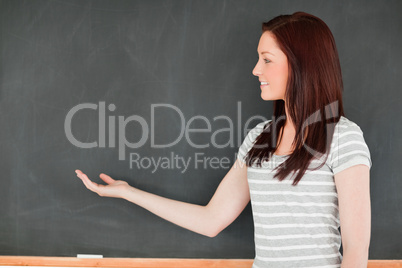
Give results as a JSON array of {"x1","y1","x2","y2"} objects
[{"x1": 260, "y1": 81, "x2": 269, "y2": 89}]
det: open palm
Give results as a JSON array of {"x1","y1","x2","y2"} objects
[{"x1": 76, "y1": 170, "x2": 130, "y2": 199}]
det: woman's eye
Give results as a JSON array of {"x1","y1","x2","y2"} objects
[{"x1": 264, "y1": 59, "x2": 271, "y2": 63}]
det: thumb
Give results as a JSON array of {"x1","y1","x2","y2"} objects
[{"x1": 99, "y1": 173, "x2": 116, "y2": 184}]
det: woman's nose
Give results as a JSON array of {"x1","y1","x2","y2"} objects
[{"x1": 252, "y1": 61, "x2": 261, "y2": 77}]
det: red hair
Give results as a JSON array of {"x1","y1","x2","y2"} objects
[{"x1": 245, "y1": 12, "x2": 344, "y2": 186}]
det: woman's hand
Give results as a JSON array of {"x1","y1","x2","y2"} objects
[
  {"x1": 75, "y1": 169, "x2": 130, "y2": 199},
  {"x1": 75, "y1": 159, "x2": 249, "y2": 237}
]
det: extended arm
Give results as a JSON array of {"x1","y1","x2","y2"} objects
[
  {"x1": 76, "y1": 159, "x2": 250, "y2": 237},
  {"x1": 334, "y1": 164, "x2": 371, "y2": 268}
]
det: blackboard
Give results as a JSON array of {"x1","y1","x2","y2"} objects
[{"x1": 0, "y1": 0, "x2": 401, "y2": 260}]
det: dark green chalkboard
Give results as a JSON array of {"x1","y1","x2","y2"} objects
[{"x1": 0, "y1": 0, "x2": 401, "y2": 260}]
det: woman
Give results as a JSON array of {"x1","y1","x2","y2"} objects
[{"x1": 76, "y1": 12, "x2": 371, "y2": 268}]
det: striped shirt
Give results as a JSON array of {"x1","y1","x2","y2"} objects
[{"x1": 237, "y1": 116, "x2": 372, "y2": 268}]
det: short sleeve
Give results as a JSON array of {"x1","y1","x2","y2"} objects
[
  {"x1": 237, "y1": 120, "x2": 271, "y2": 164},
  {"x1": 328, "y1": 118, "x2": 372, "y2": 175}
]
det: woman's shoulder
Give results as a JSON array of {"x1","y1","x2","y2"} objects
[
  {"x1": 240, "y1": 119, "x2": 272, "y2": 148},
  {"x1": 247, "y1": 119, "x2": 272, "y2": 137},
  {"x1": 237, "y1": 119, "x2": 272, "y2": 163},
  {"x1": 334, "y1": 116, "x2": 365, "y2": 134},
  {"x1": 336, "y1": 116, "x2": 360, "y2": 126},
  {"x1": 329, "y1": 116, "x2": 372, "y2": 173}
]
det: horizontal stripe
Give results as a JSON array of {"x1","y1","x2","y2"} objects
[
  {"x1": 238, "y1": 146, "x2": 247, "y2": 156},
  {"x1": 256, "y1": 242, "x2": 340, "y2": 251},
  {"x1": 248, "y1": 167, "x2": 280, "y2": 173},
  {"x1": 303, "y1": 170, "x2": 333, "y2": 176},
  {"x1": 254, "y1": 222, "x2": 339, "y2": 230},
  {"x1": 255, "y1": 233, "x2": 340, "y2": 240},
  {"x1": 331, "y1": 140, "x2": 367, "y2": 150},
  {"x1": 253, "y1": 212, "x2": 340, "y2": 224},
  {"x1": 253, "y1": 260, "x2": 341, "y2": 268},
  {"x1": 333, "y1": 130, "x2": 362, "y2": 138},
  {"x1": 256, "y1": 253, "x2": 340, "y2": 262},
  {"x1": 330, "y1": 150, "x2": 370, "y2": 165},
  {"x1": 338, "y1": 130, "x2": 362, "y2": 138},
  {"x1": 251, "y1": 201, "x2": 338, "y2": 208},
  {"x1": 248, "y1": 168, "x2": 333, "y2": 176},
  {"x1": 249, "y1": 179, "x2": 334, "y2": 186},
  {"x1": 298, "y1": 264, "x2": 340, "y2": 268},
  {"x1": 250, "y1": 190, "x2": 337, "y2": 197},
  {"x1": 245, "y1": 134, "x2": 255, "y2": 145},
  {"x1": 330, "y1": 143, "x2": 368, "y2": 157}
]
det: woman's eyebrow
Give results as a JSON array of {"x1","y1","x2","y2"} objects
[{"x1": 261, "y1": 51, "x2": 275, "y2": 56}]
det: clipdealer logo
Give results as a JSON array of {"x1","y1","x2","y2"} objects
[
  {"x1": 64, "y1": 101, "x2": 340, "y2": 172},
  {"x1": 64, "y1": 101, "x2": 269, "y2": 172}
]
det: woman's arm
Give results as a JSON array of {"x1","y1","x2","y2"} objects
[
  {"x1": 76, "y1": 159, "x2": 249, "y2": 237},
  {"x1": 334, "y1": 164, "x2": 371, "y2": 268}
]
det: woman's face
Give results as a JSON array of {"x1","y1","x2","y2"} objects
[{"x1": 252, "y1": 31, "x2": 289, "y2": 101}]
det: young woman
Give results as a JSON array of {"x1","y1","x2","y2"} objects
[{"x1": 76, "y1": 12, "x2": 371, "y2": 268}]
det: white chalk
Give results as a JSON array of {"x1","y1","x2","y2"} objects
[{"x1": 77, "y1": 254, "x2": 103, "y2": 258}]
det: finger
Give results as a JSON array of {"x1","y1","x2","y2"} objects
[
  {"x1": 76, "y1": 170, "x2": 90, "y2": 182},
  {"x1": 76, "y1": 170, "x2": 91, "y2": 183},
  {"x1": 80, "y1": 174, "x2": 96, "y2": 190},
  {"x1": 85, "y1": 179, "x2": 103, "y2": 195},
  {"x1": 81, "y1": 173, "x2": 99, "y2": 188},
  {"x1": 75, "y1": 170, "x2": 87, "y2": 182},
  {"x1": 81, "y1": 177, "x2": 95, "y2": 191},
  {"x1": 77, "y1": 172, "x2": 100, "y2": 192},
  {"x1": 99, "y1": 173, "x2": 115, "y2": 184}
]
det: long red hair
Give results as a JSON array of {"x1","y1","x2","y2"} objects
[{"x1": 245, "y1": 12, "x2": 344, "y2": 186}]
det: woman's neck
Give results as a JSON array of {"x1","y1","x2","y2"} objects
[{"x1": 284, "y1": 104, "x2": 296, "y2": 132}]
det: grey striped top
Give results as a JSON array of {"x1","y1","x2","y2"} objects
[{"x1": 237, "y1": 116, "x2": 372, "y2": 268}]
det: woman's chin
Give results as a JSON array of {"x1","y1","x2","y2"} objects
[{"x1": 261, "y1": 92, "x2": 284, "y2": 101}]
